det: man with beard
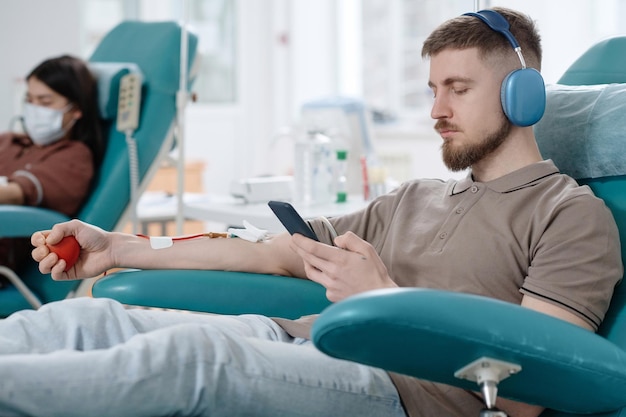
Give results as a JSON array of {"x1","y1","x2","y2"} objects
[{"x1": 5, "y1": 6, "x2": 622, "y2": 417}]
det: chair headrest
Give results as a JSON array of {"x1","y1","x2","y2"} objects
[
  {"x1": 89, "y1": 21, "x2": 198, "y2": 95},
  {"x1": 558, "y1": 36, "x2": 626, "y2": 86},
  {"x1": 88, "y1": 62, "x2": 143, "y2": 120},
  {"x1": 534, "y1": 83, "x2": 626, "y2": 179}
]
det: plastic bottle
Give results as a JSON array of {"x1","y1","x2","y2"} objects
[
  {"x1": 293, "y1": 131, "x2": 335, "y2": 205},
  {"x1": 334, "y1": 149, "x2": 348, "y2": 203}
]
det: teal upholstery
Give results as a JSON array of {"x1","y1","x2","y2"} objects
[
  {"x1": 557, "y1": 37, "x2": 626, "y2": 85},
  {"x1": 312, "y1": 286, "x2": 626, "y2": 414},
  {"x1": 313, "y1": 37, "x2": 626, "y2": 416},
  {"x1": 534, "y1": 83, "x2": 626, "y2": 179},
  {"x1": 0, "y1": 21, "x2": 198, "y2": 316},
  {"x1": 94, "y1": 270, "x2": 331, "y2": 319}
]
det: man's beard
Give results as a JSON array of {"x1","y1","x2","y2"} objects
[{"x1": 439, "y1": 117, "x2": 512, "y2": 171}]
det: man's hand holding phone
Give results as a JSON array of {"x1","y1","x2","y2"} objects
[
  {"x1": 290, "y1": 231, "x2": 397, "y2": 302},
  {"x1": 268, "y1": 201, "x2": 397, "y2": 301}
]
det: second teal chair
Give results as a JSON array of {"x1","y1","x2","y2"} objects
[{"x1": 0, "y1": 21, "x2": 198, "y2": 316}]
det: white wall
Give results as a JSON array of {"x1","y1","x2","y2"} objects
[
  {"x1": 3, "y1": 1, "x2": 622, "y2": 197},
  {"x1": 0, "y1": 0, "x2": 82, "y2": 130},
  {"x1": 492, "y1": 0, "x2": 626, "y2": 84},
  {"x1": 185, "y1": 0, "x2": 275, "y2": 196},
  {"x1": 187, "y1": 0, "x2": 343, "y2": 195}
]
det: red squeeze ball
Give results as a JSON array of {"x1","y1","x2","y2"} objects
[{"x1": 48, "y1": 236, "x2": 80, "y2": 272}]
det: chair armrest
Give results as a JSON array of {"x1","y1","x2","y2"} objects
[
  {"x1": 0, "y1": 206, "x2": 70, "y2": 238},
  {"x1": 311, "y1": 288, "x2": 626, "y2": 414},
  {"x1": 92, "y1": 269, "x2": 332, "y2": 319}
]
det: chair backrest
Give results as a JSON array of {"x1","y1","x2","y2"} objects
[
  {"x1": 535, "y1": 36, "x2": 626, "y2": 417},
  {"x1": 581, "y1": 177, "x2": 626, "y2": 342},
  {"x1": 84, "y1": 20, "x2": 198, "y2": 230},
  {"x1": 9, "y1": 21, "x2": 198, "y2": 308},
  {"x1": 557, "y1": 37, "x2": 626, "y2": 86}
]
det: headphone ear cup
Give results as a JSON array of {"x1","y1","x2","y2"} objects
[{"x1": 500, "y1": 68, "x2": 546, "y2": 126}]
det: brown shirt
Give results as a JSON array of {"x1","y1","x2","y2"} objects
[
  {"x1": 273, "y1": 160, "x2": 623, "y2": 417},
  {"x1": 0, "y1": 132, "x2": 94, "y2": 216}
]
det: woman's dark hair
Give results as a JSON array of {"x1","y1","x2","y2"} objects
[{"x1": 27, "y1": 55, "x2": 104, "y2": 166}]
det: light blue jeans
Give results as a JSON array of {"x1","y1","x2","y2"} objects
[{"x1": 0, "y1": 297, "x2": 406, "y2": 417}]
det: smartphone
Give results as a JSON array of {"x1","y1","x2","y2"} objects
[{"x1": 268, "y1": 200, "x2": 319, "y2": 241}]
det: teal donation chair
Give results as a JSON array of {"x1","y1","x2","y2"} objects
[
  {"x1": 93, "y1": 37, "x2": 626, "y2": 416},
  {"x1": 0, "y1": 21, "x2": 198, "y2": 316},
  {"x1": 312, "y1": 36, "x2": 626, "y2": 417}
]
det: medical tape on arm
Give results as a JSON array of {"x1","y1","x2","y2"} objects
[
  {"x1": 137, "y1": 232, "x2": 232, "y2": 249},
  {"x1": 148, "y1": 236, "x2": 174, "y2": 249},
  {"x1": 138, "y1": 221, "x2": 271, "y2": 249}
]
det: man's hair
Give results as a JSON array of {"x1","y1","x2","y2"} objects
[{"x1": 422, "y1": 7, "x2": 542, "y2": 71}]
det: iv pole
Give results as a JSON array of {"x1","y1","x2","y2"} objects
[{"x1": 175, "y1": 0, "x2": 190, "y2": 235}]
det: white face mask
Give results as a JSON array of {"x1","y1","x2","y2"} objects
[{"x1": 22, "y1": 103, "x2": 74, "y2": 146}]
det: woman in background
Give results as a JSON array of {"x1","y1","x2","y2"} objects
[{"x1": 0, "y1": 55, "x2": 103, "y2": 274}]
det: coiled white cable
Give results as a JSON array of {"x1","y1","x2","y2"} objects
[{"x1": 125, "y1": 131, "x2": 140, "y2": 234}]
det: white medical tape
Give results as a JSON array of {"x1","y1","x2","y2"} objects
[
  {"x1": 149, "y1": 236, "x2": 174, "y2": 249},
  {"x1": 227, "y1": 220, "x2": 269, "y2": 242}
]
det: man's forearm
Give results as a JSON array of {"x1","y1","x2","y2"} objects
[{"x1": 110, "y1": 231, "x2": 306, "y2": 278}]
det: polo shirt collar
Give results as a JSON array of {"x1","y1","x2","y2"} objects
[{"x1": 451, "y1": 160, "x2": 560, "y2": 195}]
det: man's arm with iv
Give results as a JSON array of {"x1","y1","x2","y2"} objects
[{"x1": 31, "y1": 219, "x2": 308, "y2": 281}]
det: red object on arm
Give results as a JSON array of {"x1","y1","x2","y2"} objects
[{"x1": 48, "y1": 236, "x2": 80, "y2": 272}]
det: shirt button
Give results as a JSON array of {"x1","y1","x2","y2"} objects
[
  {"x1": 456, "y1": 207, "x2": 464, "y2": 214},
  {"x1": 439, "y1": 232, "x2": 447, "y2": 239},
  {"x1": 470, "y1": 185, "x2": 479, "y2": 193}
]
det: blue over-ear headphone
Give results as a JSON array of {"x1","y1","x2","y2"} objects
[{"x1": 463, "y1": 10, "x2": 546, "y2": 126}]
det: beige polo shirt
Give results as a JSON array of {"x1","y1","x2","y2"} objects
[{"x1": 273, "y1": 159, "x2": 622, "y2": 417}]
